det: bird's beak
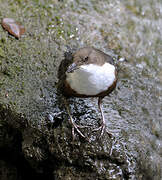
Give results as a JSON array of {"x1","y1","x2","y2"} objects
[{"x1": 66, "y1": 62, "x2": 78, "y2": 73}]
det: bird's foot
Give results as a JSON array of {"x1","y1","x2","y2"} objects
[
  {"x1": 93, "y1": 123, "x2": 106, "y2": 137},
  {"x1": 64, "y1": 97, "x2": 90, "y2": 141},
  {"x1": 93, "y1": 124, "x2": 113, "y2": 138},
  {"x1": 71, "y1": 122, "x2": 89, "y2": 141}
]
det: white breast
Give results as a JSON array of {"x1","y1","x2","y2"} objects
[{"x1": 66, "y1": 63, "x2": 116, "y2": 96}]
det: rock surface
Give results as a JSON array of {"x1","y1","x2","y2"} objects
[{"x1": 0, "y1": 0, "x2": 161, "y2": 180}]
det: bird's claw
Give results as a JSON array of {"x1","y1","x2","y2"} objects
[
  {"x1": 71, "y1": 122, "x2": 89, "y2": 141},
  {"x1": 92, "y1": 123, "x2": 106, "y2": 137}
]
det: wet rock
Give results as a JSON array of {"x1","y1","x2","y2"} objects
[
  {"x1": 0, "y1": 101, "x2": 139, "y2": 179},
  {"x1": 1, "y1": 18, "x2": 25, "y2": 38},
  {"x1": 48, "y1": 127, "x2": 138, "y2": 179},
  {"x1": 0, "y1": 0, "x2": 161, "y2": 179}
]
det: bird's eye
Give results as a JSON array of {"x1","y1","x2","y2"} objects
[{"x1": 83, "y1": 56, "x2": 88, "y2": 62}]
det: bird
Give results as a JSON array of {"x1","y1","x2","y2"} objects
[{"x1": 58, "y1": 47, "x2": 117, "y2": 140}]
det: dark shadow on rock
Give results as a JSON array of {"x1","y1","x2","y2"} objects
[{"x1": 0, "y1": 104, "x2": 54, "y2": 180}]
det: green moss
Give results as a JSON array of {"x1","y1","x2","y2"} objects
[
  {"x1": 0, "y1": 47, "x2": 5, "y2": 57},
  {"x1": 0, "y1": 37, "x2": 7, "y2": 44},
  {"x1": 17, "y1": 89, "x2": 25, "y2": 95},
  {"x1": 126, "y1": 5, "x2": 141, "y2": 16},
  {"x1": 126, "y1": 20, "x2": 135, "y2": 32}
]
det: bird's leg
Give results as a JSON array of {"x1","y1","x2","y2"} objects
[
  {"x1": 93, "y1": 97, "x2": 106, "y2": 137},
  {"x1": 98, "y1": 97, "x2": 106, "y2": 136},
  {"x1": 63, "y1": 97, "x2": 87, "y2": 140}
]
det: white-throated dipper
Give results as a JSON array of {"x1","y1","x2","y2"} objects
[{"x1": 58, "y1": 47, "x2": 117, "y2": 140}]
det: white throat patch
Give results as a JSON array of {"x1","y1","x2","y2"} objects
[{"x1": 66, "y1": 63, "x2": 116, "y2": 96}]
